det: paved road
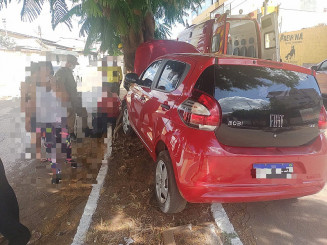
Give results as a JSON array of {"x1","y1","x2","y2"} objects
[
  {"x1": 225, "y1": 186, "x2": 327, "y2": 245},
  {"x1": 0, "y1": 98, "x2": 32, "y2": 173}
]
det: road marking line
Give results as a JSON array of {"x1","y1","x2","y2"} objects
[
  {"x1": 71, "y1": 125, "x2": 112, "y2": 245},
  {"x1": 211, "y1": 203, "x2": 243, "y2": 245}
]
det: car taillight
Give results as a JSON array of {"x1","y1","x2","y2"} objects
[
  {"x1": 178, "y1": 89, "x2": 221, "y2": 131},
  {"x1": 318, "y1": 106, "x2": 327, "y2": 130}
]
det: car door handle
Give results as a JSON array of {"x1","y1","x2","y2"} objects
[{"x1": 161, "y1": 104, "x2": 170, "y2": 111}]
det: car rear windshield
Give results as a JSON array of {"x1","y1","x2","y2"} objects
[
  {"x1": 195, "y1": 65, "x2": 322, "y2": 147},
  {"x1": 194, "y1": 65, "x2": 321, "y2": 114}
]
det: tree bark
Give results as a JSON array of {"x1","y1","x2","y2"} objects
[
  {"x1": 121, "y1": 11, "x2": 155, "y2": 73},
  {"x1": 143, "y1": 11, "x2": 155, "y2": 42}
]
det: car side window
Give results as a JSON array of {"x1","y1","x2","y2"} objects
[
  {"x1": 140, "y1": 60, "x2": 162, "y2": 87},
  {"x1": 156, "y1": 61, "x2": 186, "y2": 92},
  {"x1": 320, "y1": 61, "x2": 327, "y2": 71}
]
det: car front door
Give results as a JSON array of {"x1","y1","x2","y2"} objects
[{"x1": 129, "y1": 60, "x2": 163, "y2": 148}]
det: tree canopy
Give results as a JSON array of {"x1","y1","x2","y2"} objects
[{"x1": 4, "y1": 0, "x2": 203, "y2": 71}]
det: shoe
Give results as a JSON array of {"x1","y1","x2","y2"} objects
[
  {"x1": 90, "y1": 130, "x2": 104, "y2": 138},
  {"x1": 83, "y1": 127, "x2": 92, "y2": 137},
  {"x1": 51, "y1": 177, "x2": 60, "y2": 184},
  {"x1": 70, "y1": 133, "x2": 77, "y2": 141},
  {"x1": 69, "y1": 160, "x2": 78, "y2": 168}
]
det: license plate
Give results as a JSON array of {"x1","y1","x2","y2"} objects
[{"x1": 253, "y1": 163, "x2": 293, "y2": 179}]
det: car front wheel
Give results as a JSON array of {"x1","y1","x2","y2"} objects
[
  {"x1": 155, "y1": 150, "x2": 187, "y2": 213},
  {"x1": 122, "y1": 105, "x2": 133, "y2": 136}
]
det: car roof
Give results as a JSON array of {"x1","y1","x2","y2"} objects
[{"x1": 155, "y1": 53, "x2": 313, "y2": 75}]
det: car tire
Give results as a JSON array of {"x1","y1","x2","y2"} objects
[
  {"x1": 122, "y1": 104, "x2": 133, "y2": 136},
  {"x1": 155, "y1": 150, "x2": 187, "y2": 213}
]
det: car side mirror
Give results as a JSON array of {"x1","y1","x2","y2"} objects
[
  {"x1": 124, "y1": 73, "x2": 139, "y2": 91},
  {"x1": 311, "y1": 65, "x2": 318, "y2": 71}
]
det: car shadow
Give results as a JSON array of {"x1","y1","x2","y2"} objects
[{"x1": 224, "y1": 194, "x2": 327, "y2": 245}]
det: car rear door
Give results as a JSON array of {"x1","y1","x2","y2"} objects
[{"x1": 140, "y1": 60, "x2": 190, "y2": 151}]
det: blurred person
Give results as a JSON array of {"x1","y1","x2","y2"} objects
[
  {"x1": 92, "y1": 56, "x2": 123, "y2": 137},
  {"x1": 92, "y1": 83, "x2": 121, "y2": 137},
  {"x1": 0, "y1": 158, "x2": 31, "y2": 245},
  {"x1": 35, "y1": 61, "x2": 77, "y2": 183},
  {"x1": 55, "y1": 54, "x2": 89, "y2": 139},
  {"x1": 98, "y1": 56, "x2": 123, "y2": 95},
  {"x1": 21, "y1": 62, "x2": 38, "y2": 159}
]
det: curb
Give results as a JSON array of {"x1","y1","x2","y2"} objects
[
  {"x1": 211, "y1": 203, "x2": 243, "y2": 245},
  {"x1": 71, "y1": 125, "x2": 112, "y2": 245}
]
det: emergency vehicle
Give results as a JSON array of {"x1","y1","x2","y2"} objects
[{"x1": 177, "y1": 12, "x2": 280, "y2": 62}]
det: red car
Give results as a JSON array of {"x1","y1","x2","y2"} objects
[{"x1": 123, "y1": 43, "x2": 327, "y2": 213}]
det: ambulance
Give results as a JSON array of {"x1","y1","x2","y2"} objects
[{"x1": 177, "y1": 12, "x2": 280, "y2": 61}]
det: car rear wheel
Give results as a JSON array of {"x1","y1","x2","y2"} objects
[
  {"x1": 122, "y1": 105, "x2": 133, "y2": 136},
  {"x1": 155, "y1": 151, "x2": 187, "y2": 213}
]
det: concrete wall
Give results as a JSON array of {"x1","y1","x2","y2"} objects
[
  {"x1": 279, "y1": 25, "x2": 327, "y2": 67},
  {"x1": 0, "y1": 50, "x2": 26, "y2": 98}
]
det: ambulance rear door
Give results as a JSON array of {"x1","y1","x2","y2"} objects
[
  {"x1": 260, "y1": 12, "x2": 280, "y2": 61},
  {"x1": 211, "y1": 14, "x2": 228, "y2": 54}
]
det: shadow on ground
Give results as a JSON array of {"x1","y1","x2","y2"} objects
[
  {"x1": 86, "y1": 133, "x2": 215, "y2": 245},
  {"x1": 224, "y1": 192, "x2": 327, "y2": 245}
]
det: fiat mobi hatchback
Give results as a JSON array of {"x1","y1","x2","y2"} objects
[{"x1": 123, "y1": 53, "x2": 327, "y2": 213}]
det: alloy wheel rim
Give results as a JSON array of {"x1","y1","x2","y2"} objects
[{"x1": 156, "y1": 160, "x2": 169, "y2": 204}]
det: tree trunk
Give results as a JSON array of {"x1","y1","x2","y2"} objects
[
  {"x1": 121, "y1": 11, "x2": 155, "y2": 73},
  {"x1": 143, "y1": 11, "x2": 155, "y2": 42}
]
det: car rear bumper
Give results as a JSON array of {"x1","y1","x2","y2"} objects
[
  {"x1": 181, "y1": 180, "x2": 325, "y2": 203},
  {"x1": 167, "y1": 129, "x2": 327, "y2": 203}
]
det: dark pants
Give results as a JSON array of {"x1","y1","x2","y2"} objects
[
  {"x1": 108, "y1": 82, "x2": 120, "y2": 95},
  {"x1": 92, "y1": 113, "x2": 116, "y2": 135},
  {"x1": 42, "y1": 123, "x2": 72, "y2": 162},
  {"x1": 0, "y1": 159, "x2": 31, "y2": 245}
]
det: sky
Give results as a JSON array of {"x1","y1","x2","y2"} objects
[
  {"x1": 1, "y1": 0, "x2": 327, "y2": 43},
  {"x1": 0, "y1": 1, "x2": 83, "y2": 42}
]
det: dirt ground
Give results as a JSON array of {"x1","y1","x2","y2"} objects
[
  {"x1": 1, "y1": 128, "x2": 224, "y2": 245},
  {"x1": 0, "y1": 137, "x2": 105, "y2": 245},
  {"x1": 86, "y1": 132, "x2": 215, "y2": 245}
]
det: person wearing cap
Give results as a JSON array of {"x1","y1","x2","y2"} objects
[{"x1": 55, "y1": 54, "x2": 89, "y2": 139}]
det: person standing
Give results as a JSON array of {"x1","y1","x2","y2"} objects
[
  {"x1": 92, "y1": 56, "x2": 122, "y2": 136},
  {"x1": 0, "y1": 158, "x2": 31, "y2": 245},
  {"x1": 98, "y1": 56, "x2": 123, "y2": 95},
  {"x1": 54, "y1": 54, "x2": 88, "y2": 138},
  {"x1": 35, "y1": 61, "x2": 73, "y2": 182}
]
